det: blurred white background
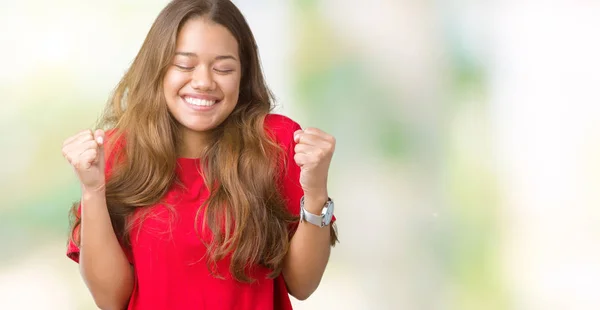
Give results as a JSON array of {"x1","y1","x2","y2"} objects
[{"x1": 1, "y1": 0, "x2": 599, "y2": 309}]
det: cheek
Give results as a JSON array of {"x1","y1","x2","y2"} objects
[
  {"x1": 163, "y1": 70, "x2": 187, "y2": 96},
  {"x1": 218, "y1": 75, "x2": 241, "y2": 98}
]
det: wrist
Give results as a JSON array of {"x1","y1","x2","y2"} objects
[
  {"x1": 81, "y1": 186, "x2": 106, "y2": 200},
  {"x1": 301, "y1": 194, "x2": 329, "y2": 214},
  {"x1": 303, "y1": 189, "x2": 328, "y2": 202},
  {"x1": 300, "y1": 195, "x2": 335, "y2": 227}
]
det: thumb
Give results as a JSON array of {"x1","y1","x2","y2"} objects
[
  {"x1": 293, "y1": 129, "x2": 303, "y2": 144},
  {"x1": 93, "y1": 129, "x2": 106, "y2": 168}
]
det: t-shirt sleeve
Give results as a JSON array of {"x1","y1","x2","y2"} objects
[
  {"x1": 66, "y1": 204, "x2": 134, "y2": 265},
  {"x1": 66, "y1": 214, "x2": 81, "y2": 262}
]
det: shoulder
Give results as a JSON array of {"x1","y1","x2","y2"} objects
[
  {"x1": 102, "y1": 128, "x2": 126, "y2": 176},
  {"x1": 264, "y1": 113, "x2": 302, "y2": 145},
  {"x1": 103, "y1": 129, "x2": 125, "y2": 156},
  {"x1": 104, "y1": 128, "x2": 123, "y2": 147}
]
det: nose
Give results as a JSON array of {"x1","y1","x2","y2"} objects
[{"x1": 190, "y1": 66, "x2": 216, "y2": 91}]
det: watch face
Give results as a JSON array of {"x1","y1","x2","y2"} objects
[{"x1": 323, "y1": 200, "x2": 334, "y2": 225}]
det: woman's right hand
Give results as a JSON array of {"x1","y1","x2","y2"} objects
[{"x1": 62, "y1": 129, "x2": 106, "y2": 192}]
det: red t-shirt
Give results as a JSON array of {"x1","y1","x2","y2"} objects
[{"x1": 67, "y1": 114, "x2": 329, "y2": 310}]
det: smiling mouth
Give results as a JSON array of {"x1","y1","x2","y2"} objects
[{"x1": 182, "y1": 96, "x2": 219, "y2": 107}]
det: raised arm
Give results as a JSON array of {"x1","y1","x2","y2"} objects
[
  {"x1": 63, "y1": 129, "x2": 134, "y2": 310},
  {"x1": 282, "y1": 127, "x2": 338, "y2": 300}
]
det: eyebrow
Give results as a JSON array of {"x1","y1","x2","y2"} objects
[{"x1": 174, "y1": 52, "x2": 237, "y2": 61}]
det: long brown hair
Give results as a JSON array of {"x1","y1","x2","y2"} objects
[{"x1": 69, "y1": 0, "x2": 337, "y2": 282}]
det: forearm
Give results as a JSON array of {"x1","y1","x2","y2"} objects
[
  {"x1": 79, "y1": 190, "x2": 134, "y2": 310},
  {"x1": 282, "y1": 196, "x2": 333, "y2": 300}
]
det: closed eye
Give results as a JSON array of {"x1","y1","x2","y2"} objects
[
  {"x1": 214, "y1": 69, "x2": 234, "y2": 74},
  {"x1": 174, "y1": 65, "x2": 194, "y2": 71}
]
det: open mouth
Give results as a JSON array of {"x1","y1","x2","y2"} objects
[{"x1": 182, "y1": 96, "x2": 219, "y2": 107}]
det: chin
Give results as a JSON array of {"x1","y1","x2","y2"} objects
[{"x1": 181, "y1": 121, "x2": 219, "y2": 133}]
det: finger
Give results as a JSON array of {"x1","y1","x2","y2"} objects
[
  {"x1": 62, "y1": 130, "x2": 94, "y2": 147},
  {"x1": 303, "y1": 128, "x2": 335, "y2": 143},
  {"x1": 62, "y1": 132, "x2": 93, "y2": 159},
  {"x1": 93, "y1": 130, "x2": 106, "y2": 168},
  {"x1": 293, "y1": 129, "x2": 303, "y2": 143},
  {"x1": 67, "y1": 140, "x2": 98, "y2": 157},
  {"x1": 74, "y1": 148, "x2": 98, "y2": 170},
  {"x1": 296, "y1": 133, "x2": 333, "y2": 149},
  {"x1": 79, "y1": 140, "x2": 100, "y2": 156},
  {"x1": 294, "y1": 143, "x2": 324, "y2": 157},
  {"x1": 74, "y1": 130, "x2": 95, "y2": 144},
  {"x1": 93, "y1": 129, "x2": 105, "y2": 145},
  {"x1": 63, "y1": 139, "x2": 98, "y2": 163},
  {"x1": 302, "y1": 127, "x2": 325, "y2": 135},
  {"x1": 293, "y1": 153, "x2": 312, "y2": 167}
]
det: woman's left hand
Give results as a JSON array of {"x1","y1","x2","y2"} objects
[{"x1": 293, "y1": 127, "x2": 336, "y2": 203}]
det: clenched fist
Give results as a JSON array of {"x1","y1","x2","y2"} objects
[
  {"x1": 61, "y1": 129, "x2": 106, "y2": 192},
  {"x1": 293, "y1": 127, "x2": 335, "y2": 205}
]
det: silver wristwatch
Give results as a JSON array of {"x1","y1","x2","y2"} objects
[{"x1": 299, "y1": 196, "x2": 335, "y2": 227}]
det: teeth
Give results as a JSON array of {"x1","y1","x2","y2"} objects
[{"x1": 184, "y1": 96, "x2": 216, "y2": 106}]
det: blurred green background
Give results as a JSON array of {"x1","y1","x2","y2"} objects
[{"x1": 1, "y1": 1, "x2": 599, "y2": 309}]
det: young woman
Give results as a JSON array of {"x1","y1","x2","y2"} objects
[{"x1": 61, "y1": 0, "x2": 338, "y2": 309}]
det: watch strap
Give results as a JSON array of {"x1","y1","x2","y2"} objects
[
  {"x1": 302, "y1": 207, "x2": 325, "y2": 227},
  {"x1": 300, "y1": 196, "x2": 331, "y2": 227}
]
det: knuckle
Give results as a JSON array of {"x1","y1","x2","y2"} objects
[
  {"x1": 326, "y1": 142, "x2": 335, "y2": 152},
  {"x1": 63, "y1": 148, "x2": 72, "y2": 158},
  {"x1": 315, "y1": 149, "x2": 325, "y2": 159},
  {"x1": 311, "y1": 156, "x2": 321, "y2": 164}
]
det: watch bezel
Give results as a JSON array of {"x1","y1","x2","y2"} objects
[
  {"x1": 321, "y1": 199, "x2": 334, "y2": 226},
  {"x1": 300, "y1": 196, "x2": 334, "y2": 227}
]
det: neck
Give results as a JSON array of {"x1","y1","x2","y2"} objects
[{"x1": 178, "y1": 127, "x2": 210, "y2": 158}]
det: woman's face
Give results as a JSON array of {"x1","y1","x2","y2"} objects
[{"x1": 163, "y1": 17, "x2": 241, "y2": 135}]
